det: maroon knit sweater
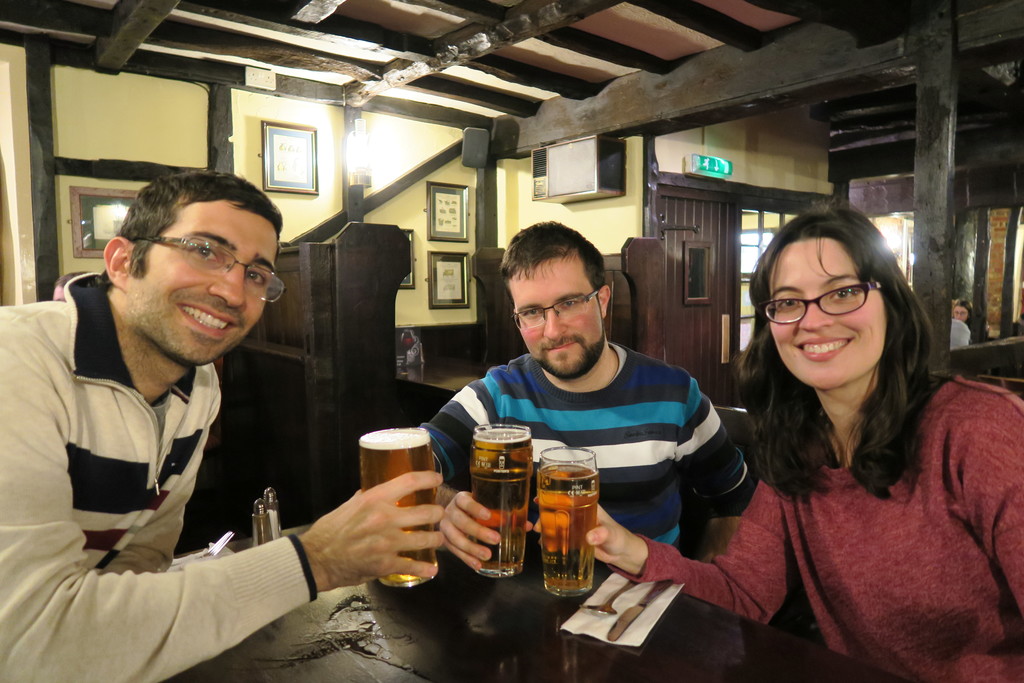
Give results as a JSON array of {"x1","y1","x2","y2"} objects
[{"x1": 620, "y1": 379, "x2": 1024, "y2": 681}]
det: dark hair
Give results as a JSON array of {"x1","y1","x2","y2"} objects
[
  {"x1": 735, "y1": 206, "x2": 938, "y2": 498},
  {"x1": 500, "y1": 221, "x2": 605, "y2": 290},
  {"x1": 52, "y1": 271, "x2": 87, "y2": 301},
  {"x1": 99, "y1": 171, "x2": 282, "y2": 284},
  {"x1": 952, "y1": 299, "x2": 973, "y2": 323}
]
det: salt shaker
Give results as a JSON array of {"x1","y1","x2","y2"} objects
[{"x1": 263, "y1": 487, "x2": 281, "y2": 539}]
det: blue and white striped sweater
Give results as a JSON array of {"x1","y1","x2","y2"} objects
[{"x1": 425, "y1": 346, "x2": 753, "y2": 545}]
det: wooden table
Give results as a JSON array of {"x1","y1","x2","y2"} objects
[{"x1": 171, "y1": 542, "x2": 906, "y2": 682}]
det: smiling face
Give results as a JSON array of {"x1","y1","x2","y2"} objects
[
  {"x1": 508, "y1": 256, "x2": 614, "y2": 390},
  {"x1": 107, "y1": 200, "x2": 278, "y2": 397},
  {"x1": 768, "y1": 238, "x2": 887, "y2": 410}
]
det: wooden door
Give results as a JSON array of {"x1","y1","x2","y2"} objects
[{"x1": 657, "y1": 187, "x2": 740, "y2": 405}]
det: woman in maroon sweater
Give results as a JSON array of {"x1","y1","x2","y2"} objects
[{"x1": 590, "y1": 207, "x2": 1024, "y2": 681}]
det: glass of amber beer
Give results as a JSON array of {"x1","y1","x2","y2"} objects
[
  {"x1": 538, "y1": 447, "x2": 599, "y2": 596},
  {"x1": 358, "y1": 427, "x2": 438, "y2": 587},
  {"x1": 470, "y1": 424, "x2": 533, "y2": 577}
]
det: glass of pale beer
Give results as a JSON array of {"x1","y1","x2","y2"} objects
[
  {"x1": 470, "y1": 424, "x2": 533, "y2": 577},
  {"x1": 358, "y1": 427, "x2": 438, "y2": 587},
  {"x1": 538, "y1": 447, "x2": 599, "y2": 596}
]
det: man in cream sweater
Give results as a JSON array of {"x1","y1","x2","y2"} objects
[{"x1": 0, "y1": 171, "x2": 442, "y2": 682}]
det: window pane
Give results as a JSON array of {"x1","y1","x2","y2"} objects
[
  {"x1": 741, "y1": 245, "x2": 760, "y2": 274},
  {"x1": 741, "y1": 209, "x2": 760, "y2": 231},
  {"x1": 739, "y1": 318, "x2": 754, "y2": 351},
  {"x1": 763, "y1": 212, "x2": 781, "y2": 230},
  {"x1": 740, "y1": 282, "x2": 754, "y2": 316},
  {"x1": 740, "y1": 231, "x2": 761, "y2": 246}
]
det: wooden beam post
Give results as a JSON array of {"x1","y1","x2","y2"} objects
[
  {"x1": 1000, "y1": 206, "x2": 1022, "y2": 337},
  {"x1": 910, "y1": 0, "x2": 958, "y2": 370},
  {"x1": 643, "y1": 134, "x2": 660, "y2": 238},
  {"x1": 207, "y1": 83, "x2": 233, "y2": 173},
  {"x1": 26, "y1": 35, "x2": 58, "y2": 302},
  {"x1": 343, "y1": 106, "x2": 365, "y2": 223}
]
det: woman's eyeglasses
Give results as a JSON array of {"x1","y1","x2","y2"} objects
[
  {"x1": 134, "y1": 235, "x2": 286, "y2": 302},
  {"x1": 758, "y1": 282, "x2": 881, "y2": 324}
]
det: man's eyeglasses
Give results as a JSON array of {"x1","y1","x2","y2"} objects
[
  {"x1": 512, "y1": 289, "x2": 600, "y2": 329},
  {"x1": 134, "y1": 235, "x2": 286, "y2": 303},
  {"x1": 758, "y1": 282, "x2": 881, "y2": 324}
]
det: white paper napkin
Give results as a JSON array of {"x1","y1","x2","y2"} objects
[{"x1": 560, "y1": 574, "x2": 683, "y2": 647}]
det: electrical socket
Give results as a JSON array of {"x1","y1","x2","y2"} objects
[{"x1": 245, "y1": 67, "x2": 276, "y2": 91}]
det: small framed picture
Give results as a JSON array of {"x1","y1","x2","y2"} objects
[
  {"x1": 70, "y1": 186, "x2": 137, "y2": 258},
  {"x1": 262, "y1": 121, "x2": 319, "y2": 194},
  {"x1": 400, "y1": 229, "x2": 415, "y2": 289},
  {"x1": 428, "y1": 251, "x2": 469, "y2": 309},
  {"x1": 427, "y1": 182, "x2": 468, "y2": 242}
]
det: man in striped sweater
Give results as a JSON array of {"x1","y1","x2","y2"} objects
[
  {"x1": 0, "y1": 171, "x2": 442, "y2": 682},
  {"x1": 425, "y1": 222, "x2": 754, "y2": 573}
]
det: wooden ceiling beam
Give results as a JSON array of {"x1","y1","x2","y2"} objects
[
  {"x1": 178, "y1": 1, "x2": 432, "y2": 61},
  {"x1": 829, "y1": 123, "x2": 1024, "y2": 182},
  {"x1": 346, "y1": 0, "x2": 622, "y2": 105},
  {"x1": 0, "y1": 0, "x2": 109, "y2": 37},
  {"x1": 362, "y1": 95, "x2": 493, "y2": 130},
  {"x1": 399, "y1": 0, "x2": 506, "y2": 25},
  {"x1": 468, "y1": 54, "x2": 605, "y2": 100},
  {"x1": 95, "y1": 0, "x2": 180, "y2": 71},
  {"x1": 401, "y1": 75, "x2": 541, "y2": 117},
  {"x1": 630, "y1": 0, "x2": 763, "y2": 52},
  {"x1": 536, "y1": 27, "x2": 676, "y2": 74},
  {"x1": 743, "y1": 0, "x2": 910, "y2": 47},
  {"x1": 149, "y1": 21, "x2": 385, "y2": 81},
  {"x1": 492, "y1": 22, "x2": 915, "y2": 156},
  {"x1": 291, "y1": 0, "x2": 347, "y2": 24}
]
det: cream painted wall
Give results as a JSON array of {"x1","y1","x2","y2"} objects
[
  {"x1": 0, "y1": 44, "x2": 36, "y2": 304},
  {"x1": 363, "y1": 112, "x2": 463, "y2": 191},
  {"x1": 497, "y1": 136, "x2": 645, "y2": 255},
  {"x1": 232, "y1": 90, "x2": 345, "y2": 242},
  {"x1": 53, "y1": 67, "x2": 207, "y2": 165},
  {"x1": 53, "y1": 67, "x2": 208, "y2": 277},
  {"x1": 655, "y1": 107, "x2": 831, "y2": 194},
  {"x1": 366, "y1": 152, "x2": 478, "y2": 327}
]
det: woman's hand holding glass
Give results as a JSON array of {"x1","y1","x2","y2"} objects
[{"x1": 585, "y1": 506, "x2": 650, "y2": 577}]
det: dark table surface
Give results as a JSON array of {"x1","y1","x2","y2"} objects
[{"x1": 171, "y1": 541, "x2": 906, "y2": 682}]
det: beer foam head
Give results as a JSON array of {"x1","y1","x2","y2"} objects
[
  {"x1": 474, "y1": 424, "x2": 531, "y2": 443},
  {"x1": 359, "y1": 427, "x2": 430, "y2": 450}
]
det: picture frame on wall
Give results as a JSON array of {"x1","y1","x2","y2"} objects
[
  {"x1": 70, "y1": 186, "x2": 137, "y2": 258},
  {"x1": 400, "y1": 229, "x2": 415, "y2": 289},
  {"x1": 262, "y1": 121, "x2": 319, "y2": 195},
  {"x1": 427, "y1": 182, "x2": 468, "y2": 242},
  {"x1": 428, "y1": 251, "x2": 469, "y2": 309}
]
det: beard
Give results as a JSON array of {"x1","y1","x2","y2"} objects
[{"x1": 534, "y1": 332, "x2": 606, "y2": 381}]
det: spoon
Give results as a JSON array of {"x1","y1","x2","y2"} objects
[{"x1": 582, "y1": 581, "x2": 635, "y2": 616}]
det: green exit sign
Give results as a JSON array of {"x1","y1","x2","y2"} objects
[{"x1": 689, "y1": 154, "x2": 733, "y2": 178}]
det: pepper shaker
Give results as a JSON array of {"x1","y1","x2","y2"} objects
[{"x1": 251, "y1": 498, "x2": 273, "y2": 546}]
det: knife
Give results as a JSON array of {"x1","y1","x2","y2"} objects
[{"x1": 606, "y1": 579, "x2": 674, "y2": 642}]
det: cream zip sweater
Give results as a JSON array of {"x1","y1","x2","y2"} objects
[{"x1": 0, "y1": 279, "x2": 313, "y2": 682}]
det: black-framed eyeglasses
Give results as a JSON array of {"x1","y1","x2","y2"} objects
[
  {"x1": 512, "y1": 289, "x2": 601, "y2": 329},
  {"x1": 135, "y1": 235, "x2": 286, "y2": 303},
  {"x1": 758, "y1": 282, "x2": 881, "y2": 324}
]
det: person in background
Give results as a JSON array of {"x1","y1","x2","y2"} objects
[
  {"x1": 588, "y1": 207, "x2": 1024, "y2": 681},
  {"x1": 424, "y1": 221, "x2": 754, "y2": 572},
  {"x1": 0, "y1": 171, "x2": 443, "y2": 683},
  {"x1": 51, "y1": 270, "x2": 87, "y2": 302},
  {"x1": 950, "y1": 299, "x2": 971, "y2": 349}
]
